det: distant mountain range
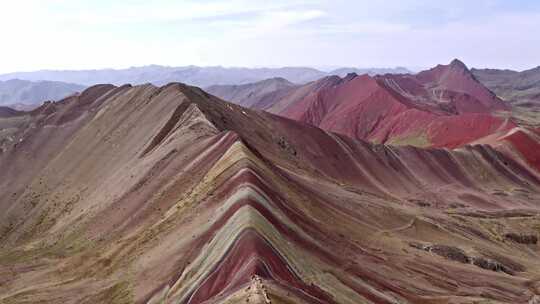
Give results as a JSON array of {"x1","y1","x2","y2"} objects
[
  {"x1": 472, "y1": 66, "x2": 540, "y2": 104},
  {"x1": 0, "y1": 65, "x2": 411, "y2": 88},
  {"x1": 327, "y1": 66, "x2": 411, "y2": 77},
  {"x1": 3, "y1": 63, "x2": 540, "y2": 120},
  {"x1": 0, "y1": 79, "x2": 85, "y2": 107}
]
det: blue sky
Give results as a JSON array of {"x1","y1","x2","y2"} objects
[{"x1": 1, "y1": 0, "x2": 539, "y2": 73}]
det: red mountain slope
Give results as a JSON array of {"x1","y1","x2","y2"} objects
[{"x1": 260, "y1": 60, "x2": 513, "y2": 148}]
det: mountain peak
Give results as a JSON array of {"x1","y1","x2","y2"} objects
[
  {"x1": 343, "y1": 72, "x2": 358, "y2": 81},
  {"x1": 449, "y1": 58, "x2": 468, "y2": 70},
  {"x1": 260, "y1": 77, "x2": 294, "y2": 86}
]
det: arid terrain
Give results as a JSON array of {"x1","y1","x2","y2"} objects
[{"x1": 1, "y1": 62, "x2": 540, "y2": 303}]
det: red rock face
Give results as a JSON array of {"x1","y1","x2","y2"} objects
[
  {"x1": 265, "y1": 60, "x2": 514, "y2": 149},
  {"x1": 498, "y1": 128, "x2": 540, "y2": 172}
]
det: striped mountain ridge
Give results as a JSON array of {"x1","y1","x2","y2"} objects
[{"x1": 0, "y1": 83, "x2": 539, "y2": 303}]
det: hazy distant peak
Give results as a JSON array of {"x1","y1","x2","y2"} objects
[
  {"x1": 450, "y1": 58, "x2": 468, "y2": 70},
  {"x1": 343, "y1": 72, "x2": 359, "y2": 81},
  {"x1": 329, "y1": 67, "x2": 411, "y2": 77},
  {"x1": 257, "y1": 77, "x2": 294, "y2": 86},
  {"x1": 0, "y1": 79, "x2": 86, "y2": 106}
]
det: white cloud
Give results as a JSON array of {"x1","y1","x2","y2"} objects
[
  {"x1": 0, "y1": 0, "x2": 538, "y2": 73},
  {"x1": 220, "y1": 9, "x2": 326, "y2": 39}
]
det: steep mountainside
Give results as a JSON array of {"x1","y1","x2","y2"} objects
[
  {"x1": 329, "y1": 67, "x2": 411, "y2": 77},
  {"x1": 0, "y1": 79, "x2": 85, "y2": 106},
  {"x1": 1, "y1": 83, "x2": 539, "y2": 304},
  {"x1": 385, "y1": 59, "x2": 508, "y2": 113},
  {"x1": 232, "y1": 60, "x2": 515, "y2": 148}
]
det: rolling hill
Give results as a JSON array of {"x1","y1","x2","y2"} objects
[
  {"x1": 206, "y1": 78, "x2": 296, "y2": 108},
  {"x1": 0, "y1": 79, "x2": 85, "y2": 107}
]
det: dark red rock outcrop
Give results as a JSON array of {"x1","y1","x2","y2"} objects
[{"x1": 505, "y1": 233, "x2": 538, "y2": 244}]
